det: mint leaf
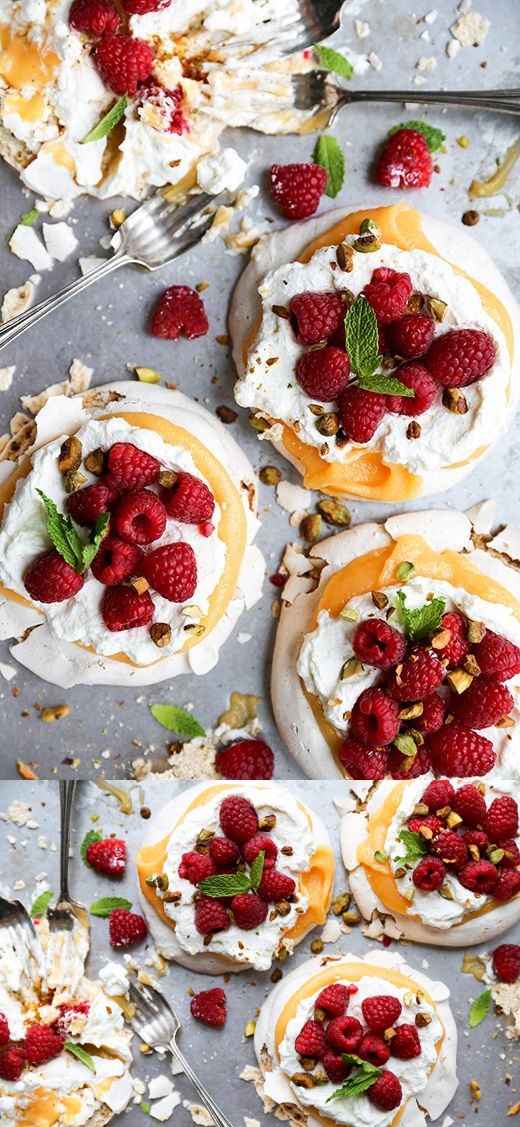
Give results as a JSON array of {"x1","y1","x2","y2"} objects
[
  {"x1": 64, "y1": 1042, "x2": 96, "y2": 1073},
  {"x1": 197, "y1": 872, "x2": 251, "y2": 898},
  {"x1": 394, "y1": 829, "x2": 428, "y2": 865},
  {"x1": 388, "y1": 120, "x2": 445, "y2": 153},
  {"x1": 395, "y1": 591, "x2": 446, "y2": 643},
  {"x1": 81, "y1": 829, "x2": 102, "y2": 865},
  {"x1": 313, "y1": 134, "x2": 345, "y2": 198},
  {"x1": 36, "y1": 490, "x2": 109, "y2": 575},
  {"x1": 21, "y1": 209, "x2": 38, "y2": 227},
  {"x1": 344, "y1": 297, "x2": 381, "y2": 380},
  {"x1": 30, "y1": 891, "x2": 53, "y2": 918},
  {"x1": 469, "y1": 989, "x2": 492, "y2": 1028},
  {"x1": 90, "y1": 896, "x2": 132, "y2": 918},
  {"x1": 358, "y1": 373, "x2": 415, "y2": 397},
  {"x1": 82, "y1": 513, "x2": 110, "y2": 570},
  {"x1": 327, "y1": 1056, "x2": 381, "y2": 1100},
  {"x1": 81, "y1": 95, "x2": 128, "y2": 144},
  {"x1": 249, "y1": 850, "x2": 265, "y2": 889},
  {"x1": 149, "y1": 704, "x2": 205, "y2": 739},
  {"x1": 314, "y1": 45, "x2": 354, "y2": 81}
]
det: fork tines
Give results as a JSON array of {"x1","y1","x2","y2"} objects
[{"x1": 291, "y1": 70, "x2": 339, "y2": 112}]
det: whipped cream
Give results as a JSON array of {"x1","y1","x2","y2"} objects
[
  {"x1": 297, "y1": 574, "x2": 520, "y2": 778},
  {"x1": 156, "y1": 784, "x2": 316, "y2": 970},
  {"x1": 0, "y1": 416, "x2": 226, "y2": 666},
  {"x1": 279, "y1": 974, "x2": 442, "y2": 1127},
  {"x1": 384, "y1": 777, "x2": 520, "y2": 928},
  {"x1": 235, "y1": 239, "x2": 509, "y2": 476}
]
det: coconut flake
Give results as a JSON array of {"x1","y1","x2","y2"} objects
[
  {"x1": 42, "y1": 221, "x2": 79, "y2": 261},
  {"x1": 1, "y1": 280, "x2": 36, "y2": 323},
  {"x1": 9, "y1": 226, "x2": 53, "y2": 272}
]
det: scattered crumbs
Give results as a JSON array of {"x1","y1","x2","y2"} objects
[
  {"x1": 42, "y1": 221, "x2": 78, "y2": 261},
  {"x1": 1, "y1": 280, "x2": 36, "y2": 323},
  {"x1": 185, "y1": 1103, "x2": 215, "y2": 1126},
  {"x1": 416, "y1": 55, "x2": 437, "y2": 72},
  {"x1": 237, "y1": 633, "x2": 251, "y2": 644},
  {"x1": 148, "y1": 1077, "x2": 174, "y2": 1101},
  {"x1": 9, "y1": 226, "x2": 53, "y2": 272},
  {"x1": 244, "y1": 1119, "x2": 261, "y2": 1127},
  {"x1": 149, "y1": 1090, "x2": 181, "y2": 1122},
  {"x1": 354, "y1": 19, "x2": 370, "y2": 38},
  {"x1": 367, "y1": 52, "x2": 382, "y2": 71},
  {"x1": 424, "y1": 9, "x2": 438, "y2": 23},
  {"x1": 13, "y1": 880, "x2": 25, "y2": 891},
  {"x1": 446, "y1": 38, "x2": 461, "y2": 58},
  {"x1": 6, "y1": 800, "x2": 32, "y2": 827},
  {"x1": 451, "y1": 9, "x2": 490, "y2": 47},
  {"x1": 320, "y1": 918, "x2": 342, "y2": 944},
  {"x1": 0, "y1": 367, "x2": 15, "y2": 392},
  {"x1": 275, "y1": 480, "x2": 312, "y2": 514},
  {"x1": 421, "y1": 958, "x2": 430, "y2": 969}
]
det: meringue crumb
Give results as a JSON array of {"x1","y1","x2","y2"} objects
[
  {"x1": 42, "y1": 222, "x2": 78, "y2": 261},
  {"x1": 186, "y1": 1104, "x2": 215, "y2": 1126},
  {"x1": 354, "y1": 19, "x2": 370, "y2": 38},
  {"x1": 451, "y1": 10, "x2": 490, "y2": 46},
  {"x1": 1, "y1": 280, "x2": 36, "y2": 323},
  {"x1": 367, "y1": 52, "x2": 382, "y2": 71},
  {"x1": 0, "y1": 367, "x2": 15, "y2": 391},
  {"x1": 6, "y1": 801, "x2": 32, "y2": 826},
  {"x1": 9, "y1": 226, "x2": 53, "y2": 272}
]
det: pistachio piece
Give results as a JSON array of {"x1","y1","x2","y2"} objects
[
  {"x1": 398, "y1": 703, "x2": 424, "y2": 721},
  {"x1": 463, "y1": 653, "x2": 481, "y2": 677},
  {"x1": 406, "y1": 420, "x2": 421, "y2": 440},
  {"x1": 339, "y1": 605, "x2": 359, "y2": 622},
  {"x1": 248, "y1": 414, "x2": 270, "y2": 432},
  {"x1": 216, "y1": 405, "x2": 238, "y2": 425},
  {"x1": 300, "y1": 513, "x2": 322, "y2": 543},
  {"x1": 275, "y1": 900, "x2": 291, "y2": 917},
  {"x1": 244, "y1": 1020, "x2": 256, "y2": 1038},
  {"x1": 162, "y1": 890, "x2": 181, "y2": 903},
  {"x1": 396, "y1": 561, "x2": 415, "y2": 581},
  {"x1": 415, "y1": 1013, "x2": 432, "y2": 1028},
  {"x1": 342, "y1": 911, "x2": 361, "y2": 926},
  {"x1": 259, "y1": 465, "x2": 282, "y2": 486},
  {"x1": 281, "y1": 845, "x2": 294, "y2": 856},
  {"x1": 58, "y1": 436, "x2": 82, "y2": 475},
  {"x1": 259, "y1": 814, "x2": 277, "y2": 831},
  {"x1": 443, "y1": 387, "x2": 468, "y2": 414},
  {"x1": 333, "y1": 892, "x2": 351, "y2": 915},
  {"x1": 65, "y1": 470, "x2": 87, "y2": 493},
  {"x1": 372, "y1": 591, "x2": 389, "y2": 609},
  {"x1": 431, "y1": 627, "x2": 452, "y2": 650},
  {"x1": 425, "y1": 296, "x2": 448, "y2": 322},
  {"x1": 406, "y1": 291, "x2": 424, "y2": 314},
  {"x1": 317, "y1": 499, "x2": 351, "y2": 527},
  {"x1": 125, "y1": 575, "x2": 149, "y2": 595},
  {"x1": 340, "y1": 657, "x2": 364, "y2": 680},
  {"x1": 150, "y1": 623, "x2": 172, "y2": 648},
  {"x1": 439, "y1": 884, "x2": 454, "y2": 901},
  {"x1": 158, "y1": 470, "x2": 178, "y2": 489},
  {"x1": 446, "y1": 811, "x2": 463, "y2": 829},
  {"x1": 467, "y1": 620, "x2": 486, "y2": 645},
  {"x1": 315, "y1": 412, "x2": 339, "y2": 437},
  {"x1": 135, "y1": 367, "x2": 161, "y2": 384},
  {"x1": 336, "y1": 243, "x2": 354, "y2": 271},
  {"x1": 299, "y1": 1056, "x2": 317, "y2": 1071},
  {"x1": 291, "y1": 1073, "x2": 315, "y2": 1089},
  {"x1": 353, "y1": 233, "x2": 381, "y2": 253},
  {"x1": 447, "y1": 668, "x2": 473, "y2": 694},
  {"x1": 272, "y1": 304, "x2": 290, "y2": 319},
  {"x1": 314, "y1": 1070, "x2": 329, "y2": 1086},
  {"x1": 84, "y1": 447, "x2": 106, "y2": 476},
  {"x1": 310, "y1": 938, "x2": 324, "y2": 954}
]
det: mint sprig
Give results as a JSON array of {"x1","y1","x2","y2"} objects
[
  {"x1": 388, "y1": 120, "x2": 445, "y2": 153},
  {"x1": 37, "y1": 490, "x2": 109, "y2": 575},
  {"x1": 344, "y1": 297, "x2": 414, "y2": 397},
  {"x1": 81, "y1": 829, "x2": 102, "y2": 865},
  {"x1": 469, "y1": 989, "x2": 492, "y2": 1028},
  {"x1": 394, "y1": 591, "x2": 446, "y2": 643},
  {"x1": 81, "y1": 95, "x2": 128, "y2": 144},
  {"x1": 314, "y1": 45, "x2": 354, "y2": 81},
  {"x1": 198, "y1": 851, "x2": 265, "y2": 899},
  {"x1": 327, "y1": 1054, "x2": 381, "y2": 1100},
  {"x1": 358, "y1": 372, "x2": 415, "y2": 397},
  {"x1": 64, "y1": 1042, "x2": 96, "y2": 1072},
  {"x1": 149, "y1": 704, "x2": 205, "y2": 739},
  {"x1": 30, "y1": 891, "x2": 54, "y2": 918},
  {"x1": 313, "y1": 135, "x2": 345, "y2": 198},
  {"x1": 394, "y1": 829, "x2": 428, "y2": 866},
  {"x1": 90, "y1": 896, "x2": 132, "y2": 918}
]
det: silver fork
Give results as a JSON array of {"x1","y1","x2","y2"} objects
[
  {"x1": 0, "y1": 895, "x2": 47, "y2": 985},
  {"x1": 0, "y1": 190, "x2": 224, "y2": 354},
  {"x1": 47, "y1": 781, "x2": 82, "y2": 934},
  {"x1": 211, "y1": 0, "x2": 341, "y2": 54},
  {"x1": 292, "y1": 71, "x2": 520, "y2": 119},
  {"x1": 128, "y1": 978, "x2": 235, "y2": 1127}
]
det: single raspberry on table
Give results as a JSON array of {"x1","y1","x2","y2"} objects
[
  {"x1": 315, "y1": 984, "x2": 349, "y2": 1016},
  {"x1": 215, "y1": 739, "x2": 274, "y2": 781},
  {"x1": 408, "y1": 814, "x2": 443, "y2": 836},
  {"x1": 0, "y1": 1046, "x2": 24, "y2": 1082},
  {"x1": 497, "y1": 839, "x2": 520, "y2": 868},
  {"x1": 452, "y1": 784, "x2": 487, "y2": 827},
  {"x1": 462, "y1": 829, "x2": 489, "y2": 852},
  {"x1": 143, "y1": 542, "x2": 197, "y2": 602},
  {"x1": 106, "y1": 442, "x2": 160, "y2": 490},
  {"x1": 338, "y1": 386, "x2": 386, "y2": 443},
  {"x1": 209, "y1": 837, "x2": 239, "y2": 869},
  {"x1": 350, "y1": 688, "x2": 400, "y2": 746},
  {"x1": 190, "y1": 987, "x2": 226, "y2": 1027},
  {"x1": 388, "y1": 744, "x2": 431, "y2": 779},
  {"x1": 326, "y1": 1015, "x2": 364, "y2": 1053},
  {"x1": 493, "y1": 944, "x2": 520, "y2": 983},
  {"x1": 387, "y1": 646, "x2": 445, "y2": 702},
  {"x1": 151, "y1": 285, "x2": 209, "y2": 340},
  {"x1": 194, "y1": 895, "x2": 230, "y2": 935},
  {"x1": 24, "y1": 549, "x2": 85, "y2": 603},
  {"x1": 231, "y1": 892, "x2": 268, "y2": 930},
  {"x1": 0, "y1": 1013, "x2": 9, "y2": 1046},
  {"x1": 494, "y1": 870, "x2": 520, "y2": 902},
  {"x1": 91, "y1": 535, "x2": 143, "y2": 586},
  {"x1": 296, "y1": 347, "x2": 350, "y2": 402},
  {"x1": 122, "y1": 0, "x2": 172, "y2": 12},
  {"x1": 451, "y1": 678, "x2": 514, "y2": 730},
  {"x1": 338, "y1": 738, "x2": 390, "y2": 780},
  {"x1": 377, "y1": 128, "x2": 432, "y2": 190},
  {"x1": 69, "y1": 0, "x2": 120, "y2": 35},
  {"x1": 290, "y1": 292, "x2": 345, "y2": 345},
  {"x1": 294, "y1": 1019, "x2": 328, "y2": 1059},
  {"x1": 425, "y1": 328, "x2": 495, "y2": 388},
  {"x1": 85, "y1": 837, "x2": 126, "y2": 877},
  {"x1": 67, "y1": 483, "x2": 118, "y2": 527},
  {"x1": 242, "y1": 833, "x2": 278, "y2": 870},
  {"x1": 109, "y1": 908, "x2": 148, "y2": 947},
  {"x1": 430, "y1": 829, "x2": 468, "y2": 869},
  {"x1": 219, "y1": 795, "x2": 259, "y2": 844},
  {"x1": 95, "y1": 34, "x2": 154, "y2": 95},
  {"x1": 412, "y1": 855, "x2": 446, "y2": 892},
  {"x1": 363, "y1": 267, "x2": 413, "y2": 324},
  {"x1": 257, "y1": 869, "x2": 296, "y2": 902},
  {"x1": 429, "y1": 724, "x2": 496, "y2": 777},
  {"x1": 368, "y1": 1071, "x2": 403, "y2": 1112},
  {"x1": 178, "y1": 851, "x2": 216, "y2": 884},
  {"x1": 269, "y1": 163, "x2": 328, "y2": 220},
  {"x1": 161, "y1": 471, "x2": 214, "y2": 524},
  {"x1": 415, "y1": 693, "x2": 446, "y2": 733},
  {"x1": 24, "y1": 1023, "x2": 64, "y2": 1066},
  {"x1": 353, "y1": 618, "x2": 406, "y2": 670},
  {"x1": 358, "y1": 1032, "x2": 390, "y2": 1066},
  {"x1": 421, "y1": 778, "x2": 455, "y2": 811},
  {"x1": 458, "y1": 860, "x2": 498, "y2": 894},
  {"x1": 386, "y1": 362, "x2": 437, "y2": 416},
  {"x1": 391, "y1": 313, "x2": 435, "y2": 358},
  {"x1": 435, "y1": 612, "x2": 469, "y2": 666},
  {"x1": 390, "y1": 1023, "x2": 421, "y2": 1059},
  {"x1": 322, "y1": 1049, "x2": 351, "y2": 1083},
  {"x1": 472, "y1": 629, "x2": 520, "y2": 682},
  {"x1": 361, "y1": 995, "x2": 402, "y2": 1033},
  {"x1": 483, "y1": 796, "x2": 519, "y2": 841},
  {"x1": 102, "y1": 585, "x2": 154, "y2": 631},
  {"x1": 112, "y1": 489, "x2": 167, "y2": 546}
]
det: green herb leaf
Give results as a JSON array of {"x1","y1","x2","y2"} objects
[
  {"x1": 344, "y1": 297, "x2": 381, "y2": 380},
  {"x1": 313, "y1": 134, "x2": 345, "y2": 198},
  {"x1": 358, "y1": 373, "x2": 415, "y2": 397},
  {"x1": 81, "y1": 95, "x2": 128, "y2": 144},
  {"x1": 36, "y1": 490, "x2": 109, "y2": 575},
  {"x1": 81, "y1": 829, "x2": 102, "y2": 866},
  {"x1": 90, "y1": 896, "x2": 132, "y2": 918},
  {"x1": 140, "y1": 1103, "x2": 151, "y2": 1116},
  {"x1": 396, "y1": 561, "x2": 415, "y2": 582},
  {"x1": 149, "y1": 704, "x2": 206, "y2": 739},
  {"x1": 394, "y1": 828, "x2": 428, "y2": 866},
  {"x1": 64, "y1": 1042, "x2": 96, "y2": 1073},
  {"x1": 249, "y1": 850, "x2": 265, "y2": 889},
  {"x1": 314, "y1": 45, "x2": 354, "y2": 81},
  {"x1": 197, "y1": 872, "x2": 252, "y2": 898},
  {"x1": 388, "y1": 120, "x2": 445, "y2": 153},
  {"x1": 30, "y1": 890, "x2": 54, "y2": 918},
  {"x1": 469, "y1": 989, "x2": 492, "y2": 1028},
  {"x1": 21, "y1": 209, "x2": 39, "y2": 227},
  {"x1": 327, "y1": 1055, "x2": 381, "y2": 1100},
  {"x1": 83, "y1": 513, "x2": 111, "y2": 569},
  {"x1": 395, "y1": 591, "x2": 446, "y2": 643}
]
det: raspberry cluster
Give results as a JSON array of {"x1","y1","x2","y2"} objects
[
  {"x1": 0, "y1": 1003, "x2": 91, "y2": 1082},
  {"x1": 338, "y1": 609, "x2": 520, "y2": 780}
]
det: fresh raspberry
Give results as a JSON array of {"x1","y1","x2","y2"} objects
[
  {"x1": 429, "y1": 724, "x2": 495, "y2": 777},
  {"x1": 412, "y1": 855, "x2": 446, "y2": 892},
  {"x1": 452, "y1": 784, "x2": 487, "y2": 827},
  {"x1": 388, "y1": 744, "x2": 431, "y2": 779},
  {"x1": 24, "y1": 549, "x2": 84, "y2": 603},
  {"x1": 386, "y1": 362, "x2": 437, "y2": 416},
  {"x1": 338, "y1": 738, "x2": 389, "y2": 780},
  {"x1": 377, "y1": 128, "x2": 432, "y2": 190},
  {"x1": 91, "y1": 535, "x2": 143, "y2": 586},
  {"x1": 368, "y1": 1071, "x2": 403, "y2": 1112},
  {"x1": 112, "y1": 489, "x2": 166, "y2": 546},
  {"x1": 415, "y1": 693, "x2": 446, "y2": 733},
  {"x1": 95, "y1": 34, "x2": 154, "y2": 95},
  {"x1": 462, "y1": 829, "x2": 489, "y2": 852},
  {"x1": 106, "y1": 442, "x2": 159, "y2": 490},
  {"x1": 0, "y1": 1046, "x2": 24, "y2": 1082},
  {"x1": 69, "y1": 0, "x2": 120, "y2": 35},
  {"x1": 353, "y1": 619, "x2": 406, "y2": 670},
  {"x1": 194, "y1": 895, "x2": 230, "y2": 935},
  {"x1": 391, "y1": 313, "x2": 435, "y2": 358},
  {"x1": 136, "y1": 80, "x2": 186, "y2": 134},
  {"x1": 472, "y1": 629, "x2": 520, "y2": 682},
  {"x1": 150, "y1": 285, "x2": 209, "y2": 340},
  {"x1": 322, "y1": 1049, "x2": 351, "y2": 1083},
  {"x1": 494, "y1": 870, "x2": 520, "y2": 902},
  {"x1": 493, "y1": 944, "x2": 520, "y2": 983},
  {"x1": 219, "y1": 795, "x2": 259, "y2": 844},
  {"x1": 458, "y1": 860, "x2": 498, "y2": 894},
  {"x1": 431, "y1": 829, "x2": 468, "y2": 869},
  {"x1": 122, "y1": 0, "x2": 172, "y2": 12},
  {"x1": 24, "y1": 1024, "x2": 64, "y2": 1066},
  {"x1": 258, "y1": 869, "x2": 296, "y2": 902},
  {"x1": 363, "y1": 268, "x2": 413, "y2": 324},
  {"x1": 269, "y1": 163, "x2": 328, "y2": 220},
  {"x1": 358, "y1": 1033, "x2": 390, "y2": 1066},
  {"x1": 424, "y1": 328, "x2": 495, "y2": 388},
  {"x1": 295, "y1": 347, "x2": 350, "y2": 402},
  {"x1": 85, "y1": 837, "x2": 126, "y2": 877},
  {"x1": 143, "y1": 542, "x2": 197, "y2": 602},
  {"x1": 178, "y1": 851, "x2": 216, "y2": 884},
  {"x1": 109, "y1": 908, "x2": 148, "y2": 947},
  {"x1": 290, "y1": 292, "x2": 345, "y2": 345},
  {"x1": 326, "y1": 1015, "x2": 364, "y2": 1053},
  {"x1": 390, "y1": 1023, "x2": 421, "y2": 1059},
  {"x1": 101, "y1": 585, "x2": 154, "y2": 631},
  {"x1": 361, "y1": 995, "x2": 402, "y2": 1033},
  {"x1": 315, "y1": 984, "x2": 349, "y2": 1016},
  {"x1": 483, "y1": 796, "x2": 519, "y2": 841},
  {"x1": 451, "y1": 679, "x2": 514, "y2": 730},
  {"x1": 209, "y1": 837, "x2": 239, "y2": 869},
  {"x1": 53, "y1": 1002, "x2": 90, "y2": 1039},
  {"x1": 0, "y1": 1014, "x2": 9, "y2": 1046},
  {"x1": 161, "y1": 472, "x2": 214, "y2": 524},
  {"x1": 190, "y1": 987, "x2": 226, "y2": 1027},
  {"x1": 231, "y1": 892, "x2": 268, "y2": 930},
  {"x1": 388, "y1": 646, "x2": 445, "y2": 702},
  {"x1": 242, "y1": 833, "x2": 278, "y2": 870},
  {"x1": 66, "y1": 483, "x2": 118, "y2": 527},
  {"x1": 350, "y1": 688, "x2": 400, "y2": 746},
  {"x1": 338, "y1": 385, "x2": 386, "y2": 442},
  {"x1": 496, "y1": 839, "x2": 520, "y2": 869},
  {"x1": 215, "y1": 739, "x2": 274, "y2": 781},
  {"x1": 408, "y1": 814, "x2": 444, "y2": 836},
  {"x1": 421, "y1": 779, "x2": 455, "y2": 811},
  {"x1": 435, "y1": 612, "x2": 469, "y2": 666},
  {"x1": 294, "y1": 1019, "x2": 328, "y2": 1059}
]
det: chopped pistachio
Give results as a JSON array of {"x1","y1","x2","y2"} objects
[
  {"x1": 313, "y1": 1007, "x2": 326, "y2": 1023},
  {"x1": 467, "y1": 620, "x2": 487, "y2": 645},
  {"x1": 425, "y1": 296, "x2": 448, "y2": 322},
  {"x1": 415, "y1": 1013, "x2": 432, "y2": 1028},
  {"x1": 333, "y1": 892, "x2": 351, "y2": 915},
  {"x1": 125, "y1": 575, "x2": 149, "y2": 595},
  {"x1": 396, "y1": 561, "x2": 415, "y2": 582},
  {"x1": 372, "y1": 591, "x2": 388, "y2": 609},
  {"x1": 299, "y1": 1056, "x2": 317, "y2": 1071},
  {"x1": 218, "y1": 691, "x2": 261, "y2": 730},
  {"x1": 463, "y1": 653, "x2": 481, "y2": 677},
  {"x1": 315, "y1": 412, "x2": 339, "y2": 437},
  {"x1": 488, "y1": 848, "x2": 505, "y2": 865},
  {"x1": 406, "y1": 420, "x2": 421, "y2": 440},
  {"x1": 291, "y1": 1073, "x2": 315, "y2": 1089},
  {"x1": 447, "y1": 668, "x2": 473, "y2": 694},
  {"x1": 456, "y1": 135, "x2": 469, "y2": 148},
  {"x1": 314, "y1": 1070, "x2": 329, "y2": 1086},
  {"x1": 84, "y1": 447, "x2": 106, "y2": 476},
  {"x1": 244, "y1": 1020, "x2": 256, "y2": 1038},
  {"x1": 431, "y1": 627, "x2": 452, "y2": 650},
  {"x1": 300, "y1": 513, "x2": 322, "y2": 543},
  {"x1": 272, "y1": 304, "x2": 290, "y2": 319},
  {"x1": 310, "y1": 938, "x2": 324, "y2": 954},
  {"x1": 259, "y1": 465, "x2": 282, "y2": 486},
  {"x1": 157, "y1": 470, "x2": 178, "y2": 489},
  {"x1": 374, "y1": 850, "x2": 387, "y2": 863},
  {"x1": 359, "y1": 217, "x2": 381, "y2": 239},
  {"x1": 135, "y1": 367, "x2": 161, "y2": 384},
  {"x1": 276, "y1": 900, "x2": 291, "y2": 917},
  {"x1": 446, "y1": 811, "x2": 463, "y2": 829},
  {"x1": 404, "y1": 887, "x2": 415, "y2": 901},
  {"x1": 353, "y1": 232, "x2": 381, "y2": 253},
  {"x1": 259, "y1": 814, "x2": 277, "y2": 831},
  {"x1": 336, "y1": 243, "x2": 354, "y2": 272},
  {"x1": 64, "y1": 470, "x2": 87, "y2": 493},
  {"x1": 149, "y1": 622, "x2": 171, "y2": 648},
  {"x1": 342, "y1": 911, "x2": 361, "y2": 926},
  {"x1": 317, "y1": 499, "x2": 351, "y2": 527},
  {"x1": 443, "y1": 387, "x2": 468, "y2": 414},
  {"x1": 399, "y1": 703, "x2": 424, "y2": 721},
  {"x1": 339, "y1": 605, "x2": 359, "y2": 622},
  {"x1": 58, "y1": 436, "x2": 82, "y2": 475},
  {"x1": 341, "y1": 657, "x2": 364, "y2": 680},
  {"x1": 393, "y1": 733, "x2": 418, "y2": 758},
  {"x1": 439, "y1": 884, "x2": 454, "y2": 900}
]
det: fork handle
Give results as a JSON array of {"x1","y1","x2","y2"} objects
[
  {"x1": 58, "y1": 780, "x2": 77, "y2": 902},
  {"x1": 169, "y1": 1040, "x2": 236, "y2": 1127},
  {"x1": 333, "y1": 87, "x2": 520, "y2": 117}
]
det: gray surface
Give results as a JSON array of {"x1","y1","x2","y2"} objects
[
  {"x1": 0, "y1": 0, "x2": 519, "y2": 779},
  {"x1": 0, "y1": 779, "x2": 517, "y2": 1125}
]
